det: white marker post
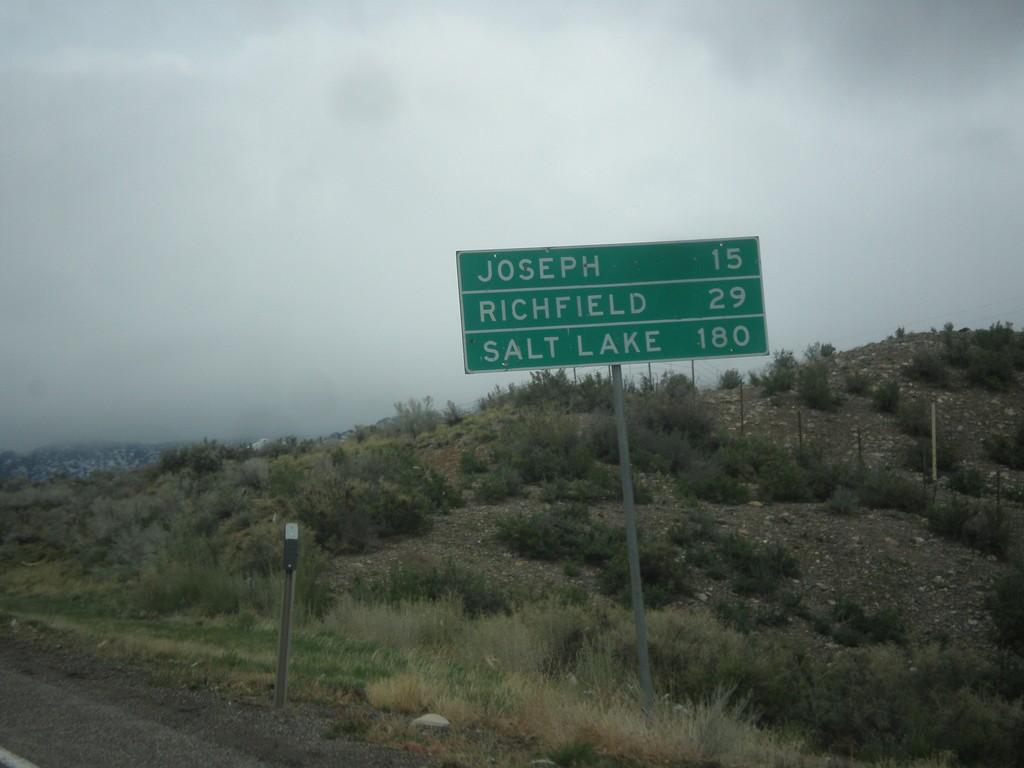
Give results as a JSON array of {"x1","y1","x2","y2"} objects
[{"x1": 274, "y1": 523, "x2": 299, "y2": 709}]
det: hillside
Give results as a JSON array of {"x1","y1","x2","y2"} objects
[{"x1": 332, "y1": 328, "x2": 1024, "y2": 665}]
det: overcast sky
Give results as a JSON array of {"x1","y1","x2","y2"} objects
[{"x1": 2, "y1": 0, "x2": 1022, "y2": 452}]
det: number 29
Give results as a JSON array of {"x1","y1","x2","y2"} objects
[{"x1": 708, "y1": 286, "x2": 746, "y2": 310}]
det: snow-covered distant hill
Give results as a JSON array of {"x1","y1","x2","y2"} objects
[{"x1": 0, "y1": 442, "x2": 176, "y2": 482}]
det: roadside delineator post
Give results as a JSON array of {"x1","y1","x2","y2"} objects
[{"x1": 274, "y1": 523, "x2": 299, "y2": 709}]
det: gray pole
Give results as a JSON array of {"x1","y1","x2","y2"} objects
[
  {"x1": 274, "y1": 569, "x2": 296, "y2": 708},
  {"x1": 611, "y1": 364, "x2": 655, "y2": 723},
  {"x1": 274, "y1": 523, "x2": 299, "y2": 709}
]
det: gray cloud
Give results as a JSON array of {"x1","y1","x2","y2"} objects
[{"x1": 2, "y1": 0, "x2": 1022, "y2": 451}]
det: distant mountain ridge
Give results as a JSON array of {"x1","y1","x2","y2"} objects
[{"x1": 0, "y1": 442, "x2": 178, "y2": 482}]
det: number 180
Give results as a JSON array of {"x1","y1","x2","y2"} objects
[{"x1": 697, "y1": 325, "x2": 750, "y2": 349}]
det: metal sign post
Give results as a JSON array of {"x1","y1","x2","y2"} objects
[
  {"x1": 274, "y1": 523, "x2": 299, "y2": 709},
  {"x1": 612, "y1": 364, "x2": 655, "y2": 723}
]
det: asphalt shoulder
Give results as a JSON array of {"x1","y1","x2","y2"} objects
[{"x1": 0, "y1": 626, "x2": 435, "y2": 768}]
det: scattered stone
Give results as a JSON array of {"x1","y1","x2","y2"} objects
[{"x1": 413, "y1": 713, "x2": 451, "y2": 730}]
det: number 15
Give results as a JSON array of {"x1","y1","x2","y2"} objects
[{"x1": 712, "y1": 247, "x2": 742, "y2": 270}]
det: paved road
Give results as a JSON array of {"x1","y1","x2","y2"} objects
[{"x1": 0, "y1": 630, "x2": 435, "y2": 768}]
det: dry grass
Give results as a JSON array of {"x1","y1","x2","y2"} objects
[{"x1": 325, "y1": 596, "x2": 812, "y2": 767}]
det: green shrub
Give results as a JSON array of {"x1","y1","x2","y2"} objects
[
  {"x1": 496, "y1": 505, "x2": 621, "y2": 567},
  {"x1": 797, "y1": 447, "x2": 855, "y2": 502},
  {"x1": 387, "y1": 396, "x2": 442, "y2": 437},
  {"x1": 597, "y1": 540, "x2": 690, "y2": 608},
  {"x1": 221, "y1": 517, "x2": 282, "y2": 575},
  {"x1": 496, "y1": 510, "x2": 576, "y2": 561},
  {"x1": 827, "y1": 486, "x2": 862, "y2": 515},
  {"x1": 547, "y1": 740, "x2": 600, "y2": 767},
  {"x1": 576, "y1": 523, "x2": 625, "y2": 565},
  {"x1": 904, "y1": 436, "x2": 959, "y2": 475},
  {"x1": 984, "y1": 423, "x2": 1024, "y2": 470},
  {"x1": 268, "y1": 455, "x2": 304, "y2": 496},
  {"x1": 715, "y1": 599, "x2": 795, "y2": 633},
  {"x1": 670, "y1": 513, "x2": 800, "y2": 600},
  {"x1": 296, "y1": 445, "x2": 460, "y2": 551},
  {"x1": 967, "y1": 347, "x2": 1016, "y2": 390},
  {"x1": 717, "y1": 534, "x2": 800, "y2": 596},
  {"x1": 296, "y1": 472, "x2": 373, "y2": 552},
  {"x1": 820, "y1": 599, "x2": 906, "y2": 647},
  {"x1": 293, "y1": 542, "x2": 335, "y2": 618},
  {"x1": 927, "y1": 496, "x2": 977, "y2": 541},
  {"x1": 633, "y1": 374, "x2": 715, "y2": 447},
  {"x1": 134, "y1": 533, "x2": 297, "y2": 618},
  {"x1": 844, "y1": 371, "x2": 871, "y2": 395},
  {"x1": 807, "y1": 644, "x2": 1024, "y2": 764},
  {"x1": 443, "y1": 400, "x2": 463, "y2": 426},
  {"x1": 230, "y1": 457, "x2": 270, "y2": 490},
  {"x1": 896, "y1": 398, "x2": 931, "y2": 437},
  {"x1": 966, "y1": 321, "x2": 1024, "y2": 390},
  {"x1": 86, "y1": 496, "x2": 169, "y2": 570},
  {"x1": 642, "y1": 612, "x2": 806, "y2": 727},
  {"x1": 948, "y1": 467, "x2": 986, "y2": 497},
  {"x1": 987, "y1": 564, "x2": 1024, "y2": 656},
  {"x1": 356, "y1": 560, "x2": 511, "y2": 617},
  {"x1": 158, "y1": 439, "x2": 239, "y2": 477},
  {"x1": 973, "y1": 320, "x2": 1022, "y2": 354},
  {"x1": 942, "y1": 322, "x2": 972, "y2": 367},
  {"x1": 718, "y1": 369, "x2": 743, "y2": 389},
  {"x1": 798, "y1": 362, "x2": 841, "y2": 411},
  {"x1": 476, "y1": 465, "x2": 523, "y2": 503},
  {"x1": 495, "y1": 410, "x2": 594, "y2": 484},
  {"x1": 758, "y1": 454, "x2": 811, "y2": 503},
  {"x1": 621, "y1": 424, "x2": 698, "y2": 474},
  {"x1": 716, "y1": 435, "x2": 777, "y2": 480},
  {"x1": 871, "y1": 380, "x2": 900, "y2": 413},
  {"x1": 905, "y1": 350, "x2": 951, "y2": 387},
  {"x1": 679, "y1": 464, "x2": 749, "y2": 505},
  {"x1": 536, "y1": 469, "x2": 619, "y2": 504},
  {"x1": 588, "y1": 375, "x2": 717, "y2": 474},
  {"x1": 804, "y1": 341, "x2": 836, "y2": 361},
  {"x1": 857, "y1": 468, "x2": 926, "y2": 514},
  {"x1": 459, "y1": 448, "x2": 488, "y2": 475},
  {"x1": 759, "y1": 350, "x2": 798, "y2": 396},
  {"x1": 504, "y1": 369, "x2": 612, "y2": 414},
  {"x1": 931, "y1": 499, "x2": 1011, "y2": 559},
  {"x1": 667, "y1": 510, "x2": 720, "y2": 549}
]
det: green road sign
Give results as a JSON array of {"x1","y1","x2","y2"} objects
[{"x1": 457, "y1": 237, "x2": 768, "y2": 372}]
